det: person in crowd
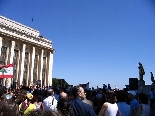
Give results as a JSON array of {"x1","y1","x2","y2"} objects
[
  {"x1": 127, "y1": 90, "x2": 139, "y2": 115},
  {"x1": 24, "y1": 109, "x2": 60, "y2": 116},
  {"x1": 82, "y1": 91, "x2": 94, "y2": 108},
  {"x1": 98, "y1": 91, "x2": 120, "y2": 116},
  {"x1": 43, "y1": 89, "x2": 58, "y2": 112},
  {"x1": 19, "y1": 93, "x2": 36, "y2": 115},
  {"x1": 96, "y1": 89, "x2": 103, "y2": 99},
  {"x1": 34, "y1": 95, "x2": 43, "y2": 110},
  {"x1": 57, "y1": 98, "x2": 72, "y2": 116},
  {"x1": 0, "y1": 99, "x2": 19, "y2": 116},
  {"x1": 24, "y1": 110, "x2": 43, "y2": 116},
  {"x1": 70, "y1": 85, "x2": 96, "y2": 116},
  {"x1": 136, "y1": 93, "x2": 150, "y2": 116},
  {"x1": 59, "y1": 91, "x2": 68, "y2": 100},
  {"x1": 116, "y1": 90, "x2": 130, "y2": 116},
  {"x1": 149, "y1": 87, "x2": 155, "y2": 109},
  {"x1": 54, "y1": 88, "x2": 60, "y2": 101},
  {"x1": 15, "y1": 89, "x2": 27, "y2": 105},
  {"x1": 31, "y1": 89, "x2": 38, "y2": 103}
]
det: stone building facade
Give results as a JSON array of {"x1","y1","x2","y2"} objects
[{"x1": 0, "y1": 16, "x2": 54, "y2": 87}]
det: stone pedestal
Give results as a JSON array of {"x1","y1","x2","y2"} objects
[{"x1": 138, "y1": 80, "x2": 145, "y2": 86}]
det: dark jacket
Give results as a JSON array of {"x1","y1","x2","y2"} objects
[{"x1": 70, "y1": 98, "x2": 96, "y2": 116}]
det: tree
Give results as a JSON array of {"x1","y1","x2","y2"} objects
[{"x1": 52, "y1": 78, "x2": 59, "y2": 86}]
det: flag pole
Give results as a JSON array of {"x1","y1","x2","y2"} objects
[{"x1": 31, "y1": 15, "x2": 34, "y2": 28}]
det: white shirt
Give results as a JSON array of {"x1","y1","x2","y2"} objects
[
  {"x1": 104, "y1": 103, "x2": 118, "y2": 116},
  {"x1": 43, "y1": 96, "x2": 58, "y2": 112}
]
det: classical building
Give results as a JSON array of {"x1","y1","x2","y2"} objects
[{"x1": 0, "y1": 16, "x2": 54, "y2": 87}]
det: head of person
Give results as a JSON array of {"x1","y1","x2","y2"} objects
[
  {"x1": 59, "y1": 92, "x2": 68, "y2": 99},
  {"x1": 37, "y1": 95, "x2": 43, "y2": 102},
  {"x1": 47, "y1": 89, "x2": 54, "y2": 96},
  {"x1": 137, "y1": 93, "x2": 148, "y2": 104},
  {"x1": 15, "y1": 89, "x2": 27, "y2": 104},
  {"x1": 24, "y1": 110, "x2": 43, "y2": 116},
  {"x1": 106, "y1": 90, "x2": 117, "y2": 104},
  {"x1": 57, "y1": 98, "x2": 72, "y2": 116},
  {"x1": 71, "y1": 85, "x2": 86, "y2": 100},
  {"x1": 116, "y1": 90, "x2": 127, "y2": 102},
  {"x1": 127, "y1": 90, "x2": 136, "y2": 101},
  {"x1": 0, "y1": 99, "x2": 19, "y2": 116}
]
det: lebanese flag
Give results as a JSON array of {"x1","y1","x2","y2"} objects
[{"x1": 0, "y1": 64, "x2": 14, "y2": 78}]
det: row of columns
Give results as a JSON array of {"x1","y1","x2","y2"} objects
[{"x1": 0, "y1": 37, "x2": 53, "y2": 87}]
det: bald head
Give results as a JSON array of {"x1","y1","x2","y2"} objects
[{"x1": 59, "y1": 92, "x2": 67, "y2": 99}]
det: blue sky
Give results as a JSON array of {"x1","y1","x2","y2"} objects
[{"x1": 1, "y1": 0, "x2": 155, "y2": 89}]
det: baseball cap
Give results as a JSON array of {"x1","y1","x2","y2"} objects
[
  {"x1": 27, "y1": 93, "x2": 33, "y2": 99},
  {"x1": 128, "y1": 90, "x2": 136, "y2": 96}
]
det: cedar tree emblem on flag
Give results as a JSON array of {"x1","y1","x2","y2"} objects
[{"x1": 0, "y1": 64, "x2": 14, "y2": 78}]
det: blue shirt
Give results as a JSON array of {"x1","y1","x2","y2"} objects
[
  {"x1": 130, "y1": 99, "x2": 139, "y2": 110},
  {"x1": 117, "y1": 102, "x2": 130, "y2": 116},
  {"x1": 70, "y1": 98, "x2": 96, "y2": 116},
  {"x1": 130, "y1": 99, "x2": 139, "y2": 116}
]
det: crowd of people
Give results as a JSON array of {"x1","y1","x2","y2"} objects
[{"x1": 0, "y1": 84, "x2": 154, "y2": 116}]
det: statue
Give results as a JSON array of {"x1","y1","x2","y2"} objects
[
  {"x1": 138, "y1": 62, "x2": 145, "y2": 80},
  {"x1": 150, "y1": 72, "x2": 155, "y2": 84}
]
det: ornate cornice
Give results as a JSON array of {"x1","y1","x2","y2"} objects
[{"x1": 0, "y1": 16, "x2": 54, "y2": 52}]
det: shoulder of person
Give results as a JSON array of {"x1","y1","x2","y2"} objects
[{"x1": 103, "y1": 102, "x2": 109, "y2": 105}]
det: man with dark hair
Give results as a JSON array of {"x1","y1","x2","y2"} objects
[
  {"x1": 43, "y1": 89, "x2": 58, "y2": 112},
  {"x1": 70, "y1": 85, "x2": 96, "y2": 116}
]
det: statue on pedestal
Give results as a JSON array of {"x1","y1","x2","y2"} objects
[
  {"x1": 138, "y1": 62, "x2": 145, "y2": 80},
  {"x1": 150, "y1": 72, "x2": 155, "y2": 84}
]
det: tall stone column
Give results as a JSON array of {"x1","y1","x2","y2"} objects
[
  {"x1": 19, "y1": 44, "x2": 26, "y2": 85},
  {"x1": 44, "y1": 57, "x2": 47, "y2": 86},
  {"x1": 7, "y1": 41, "x2": 15, "y2": 87},
  {"x1": 0, "y1": 37, "x2": 2, "y2": 57},
  {"x1": 42, "y1": 56, "x2": 47, "y2": 87},
  {"x1": 29, "y1": 47, "x2": 35, "y2": 85},
  {"x1": 38, "y1": 49, "x2": 44, "y2": 87},
  {"x1": 47, "y1": 52, "x2": 53, "y2": 86},
  {"x1": 0, "y1": 37, "x2": 3, "y2": 85}
]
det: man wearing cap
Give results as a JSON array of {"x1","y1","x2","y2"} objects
[
  {"x1": 127, "y1": 90, "x2": 139, "y2": 115},
  {"x1": 43, "y1": 89, "x2": 58, "y2": 112}
]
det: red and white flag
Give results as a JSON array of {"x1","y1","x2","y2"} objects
[{"x1": 0, "y1": 64, "x2": 14, "y2": 78}]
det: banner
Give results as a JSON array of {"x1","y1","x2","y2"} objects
[
  {"x1": 0, "y1": 64, "x2": 14, "y2": 78},
  {"x1": 36, "y1": 80, "x2": 41, "y2": 85}
]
